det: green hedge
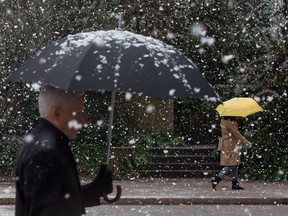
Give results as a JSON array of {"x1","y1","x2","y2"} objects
[{"x1": 0, "y1": 138, "x2": 19, "y2": 176}]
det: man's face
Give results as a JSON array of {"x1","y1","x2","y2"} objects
[{"x1": 59, "y1": 96, "x2": 86, "y2": 139}]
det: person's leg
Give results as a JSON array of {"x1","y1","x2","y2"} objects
[
  {"x1": 231, "y1": 166, "x2": 239, "y2": 181},
  {"x1": 218, "y1": 166, "x2": 231, "y2": 180},
  {"x1": 231, "y1": 166, "x2": 244, "y2": 190},
  {"x1": 211, "y1": 166, "x2": 231, "y2": 191}
]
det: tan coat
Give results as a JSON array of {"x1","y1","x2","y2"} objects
[{"x1": 218, "y1": 119, "x2": 252, "y2": 166}]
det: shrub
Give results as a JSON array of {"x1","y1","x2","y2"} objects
[{"x1": 0, "y1": 138, "x2": 20, "y2": 176}]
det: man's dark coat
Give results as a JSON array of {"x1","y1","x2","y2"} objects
[{"x1": 16, "y1": 118, "x2": 100, "y2": 216}]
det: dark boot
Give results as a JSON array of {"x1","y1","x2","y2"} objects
[
  {"x1": 232, "y1": 180, "x2": 244, "y2": 190},
  {"x1": 211, "y1": 176, "x2": 221, "y2": 191}
]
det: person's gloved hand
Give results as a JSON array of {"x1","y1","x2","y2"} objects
[{"x1": 93, "y1": 164, "x2": 113, "y2": 196}]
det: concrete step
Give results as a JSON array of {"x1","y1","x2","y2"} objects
[
  {"x1": 139, "y1": 170, "x2": 218, "y2": 178},
  {"x1": 151, "y1": 146, "x2": 215, "y2": 156},
  {"x1": 142, "y1": 163, "x2": 219, "y2": 170},
  {"x1": 151, "y1": 155, "x2": 218, "y2": 163}
]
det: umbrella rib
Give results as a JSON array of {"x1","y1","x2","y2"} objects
[{"x1": 65, "y1": 43, "x2": 97, "y2": 90}]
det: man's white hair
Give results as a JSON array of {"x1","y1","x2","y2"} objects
[{"x1": 38, "y1": 85, "x2": 84, "y2": 118}]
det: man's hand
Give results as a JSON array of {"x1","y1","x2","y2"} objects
[{"x1": 93, "y1": 164, "x2": 113, "y2": 195}]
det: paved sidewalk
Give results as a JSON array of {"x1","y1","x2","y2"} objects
[{"x1": 1, "y1": 178, "x2": 288, "y2": 205}]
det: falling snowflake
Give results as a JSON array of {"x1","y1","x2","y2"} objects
[
  {"x1": 254, "y1": 96, "x2": 261, "y2": 102},
  {"x1": 146, "y1": 104, "x2": 155, "y2": 113},
  {"x1": 201, "y1": 37, "x2": 215, "y2": 46},
  {"x1": 64, "y1": 193, "x2": 70, "y2": 199},
  {"x1": 129, "y1": 140, "x2": 136, "y2": 145},
  {"x1": 75, "y1": 75, "x2": 82, "y2": 81},
  {"x1": 166, "y1": 32, "x2": 174, "y2": 40},
  {"x1": 278, "y1": 170, "x2": 284, "y2": 175},
  {"x1": 221, "y1": 55, "x2": 234, "y2": 64},
  {"x1": 169, "y1": 89, "x2": 176, "y2": 96},
  {"x1": 267, "y1": 96, "x2": 273, "y2": 102},
  {"x1": 31, "y1": 83, "x2": 41, "y2": 91},
  {"x1": 190, "y1": 23, "x2": 207, "y2": 37},
  {"x1": 24, "y1": 134, "x2": 34, "y2": 143},
  {"x1": 68, "y1": 120, "x2": 83, "y2": 130},
  {"x1": 96, "y1": 120, "x2": 103, "y2": 126},
  {"x1": 39, "y1": 58, "x2": 46, "y2": 64},
  {"x1": 125, "y1": 92, "x2": 133, "y2": 101}
]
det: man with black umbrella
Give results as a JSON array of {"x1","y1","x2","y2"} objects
[{"x1": 15, "y1": 85, "x2": 113, "y2": 216}]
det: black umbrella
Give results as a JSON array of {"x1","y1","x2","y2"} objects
[
  {"x1": 7, "y1": 30, "x2": 218, "y2": 100},
  {"x1": 7, "y1": 30, "x2": 219, "y2": 201}
]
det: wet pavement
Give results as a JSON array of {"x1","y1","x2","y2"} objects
[
  {"x1": 3, "y1": 204, "x2": 288, "y2": 216},
  {"x1": 1, "y1": 178, "x2": 288, "y2": 206}
]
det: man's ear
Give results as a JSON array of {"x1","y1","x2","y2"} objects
[{"x1": 52, "y1": 105, "x2": 61, "y2": 121}]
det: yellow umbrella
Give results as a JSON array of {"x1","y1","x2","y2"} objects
[{"x1": 216, "y1": 97, "x2": 264, "y2": 117}]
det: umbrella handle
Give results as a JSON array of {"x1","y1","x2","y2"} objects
[{"x1": 103, "y1": 185, "x2": 122, "y2": 203}]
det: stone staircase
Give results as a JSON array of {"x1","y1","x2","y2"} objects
[{"x1": 139, "y1": 145, "x2": 220, "y2": 178}]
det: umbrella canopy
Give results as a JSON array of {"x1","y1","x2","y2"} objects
[
  {"x1": 7, "y1": 30, "x2": 218, "y2": 101},
  {"x1": 216, "y1": 97, "x2": 264, "y2": 117}
]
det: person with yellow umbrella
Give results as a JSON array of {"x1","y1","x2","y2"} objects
[{"x1": 211, "y1": 97, "x2": 263, "y2": 191}]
